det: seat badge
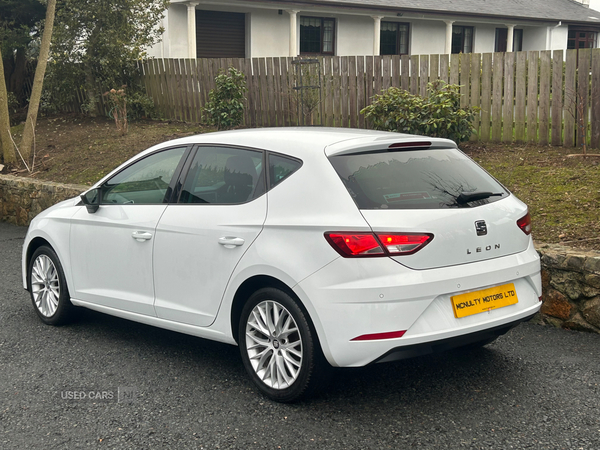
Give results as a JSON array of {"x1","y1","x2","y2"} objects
[{"x1": 475, "y1": 220, "x2": 487, "y2": 236}]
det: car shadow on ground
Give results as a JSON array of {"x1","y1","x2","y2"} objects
[{"x1": 60, "y1": 307, "x2": 526, "y2": 406}]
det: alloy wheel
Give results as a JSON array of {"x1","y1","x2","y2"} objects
[
  {"x1": 245, "y1": 300, "x2": 303, "y2": 389},
  {"x1": 30, "y1": 254, "x2": 60, "y2": 317}
]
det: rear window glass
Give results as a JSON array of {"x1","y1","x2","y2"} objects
[
  {"x1": 329, "y1": 149, "x2": 508, "y2": 209},
  {"x1": 269, "y1": 154, "x2": 302, "y2": 189}
]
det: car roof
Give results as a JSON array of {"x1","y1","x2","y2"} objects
[{"x1": 149, "y1": 127, "x2": 457, "y2": 158}]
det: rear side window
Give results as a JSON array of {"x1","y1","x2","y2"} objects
[
  {"x1": 329, "y1": 149, "x2": 508, "y2": 209},
  {"x1": 179, "y1": 146, "x2": 264, "y2": 204},
  {"x1": 268, "y1": 154, "x2": 302, "y2": 189}
]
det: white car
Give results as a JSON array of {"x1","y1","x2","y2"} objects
[{"x1": 22, "y1": 128, "x2": 541, "y2": 402}]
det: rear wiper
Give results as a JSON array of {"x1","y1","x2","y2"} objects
[{"x1": 456, "y1": 191, "x2": 504, "y2": 205}]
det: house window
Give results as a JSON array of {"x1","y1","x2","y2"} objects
[
  {"x1": 300, "y1": 17, "x2": 335, "y2": 55},
  {"x1": 451, "y1": 26, "x2": 473, "y2": 54},
  {"x1": 495, "y1": 28, "x2": 523, "y2": 52},
  {"x1": 567, "y1": 28, "x2": 597, "y2": 49},
  {"x1": 513, "y1": 29, "x2": 523, "y2": 52},
  {"x1": 380, "y1": 22, "x2": 409, "y2": 55}
]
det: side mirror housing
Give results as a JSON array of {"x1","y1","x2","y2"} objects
[{"x1": 80, "y1": 188, "x2": 101, "y2": 213}]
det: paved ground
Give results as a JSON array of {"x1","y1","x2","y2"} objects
[{"x1": 1, "y1": 221, "x2": 599, "y2": 449}]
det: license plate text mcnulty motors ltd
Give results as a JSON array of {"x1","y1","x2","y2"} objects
[{"x1": 451, "y1": 283, "x2": 519, "y2": 318}]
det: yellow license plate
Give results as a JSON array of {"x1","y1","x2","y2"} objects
[{"x1": 451, "y1": 283, "x2": 518, "y2": 318}]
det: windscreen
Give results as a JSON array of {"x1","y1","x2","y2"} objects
[{"x1": 329, "y1": 148, "x2": 508, "y2": 210}]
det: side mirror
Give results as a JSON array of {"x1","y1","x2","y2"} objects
[{"x1": 80, "y1": 188, "x2": 101, "y2": 213}]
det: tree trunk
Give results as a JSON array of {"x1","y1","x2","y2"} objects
[
  {"x1": 19, "y1": 0, "x2": 57, "y2": 162},
  {"x1": 10, "y1": 49, "x2": 28, "y2": 106},
  {"x1": 85, "y1": 65, "x2": 99, "y2": 117},
  {"x1": 0, "y1": 48, "x2": 15, "y2": 164}
]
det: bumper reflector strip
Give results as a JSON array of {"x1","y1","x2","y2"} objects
[{"x1": 351, "y1": 330, "x2": 407, "y2": 341}]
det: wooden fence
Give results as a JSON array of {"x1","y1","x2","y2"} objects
[{"x1": 138, "y1": 49, "x2": 600, "y2": 149}]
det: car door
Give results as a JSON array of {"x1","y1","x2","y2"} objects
[
  {"x1": 69, "y1": 146, "x2": 189, "y2": 315},
  {"x1": 153, "y1": 145, "x2": 267, "y2": 327}
]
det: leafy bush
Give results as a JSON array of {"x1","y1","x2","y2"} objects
[
  {"x1": 361, "y1": 81, "x2": 479, "y2": 143},
  {"x1": 127, "y1": 90, "x2": 156, "y2": 120},
  {"x1": 203, "y1": 67, "x2": 247, "y2": 130}
]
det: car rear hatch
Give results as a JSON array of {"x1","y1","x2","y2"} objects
[{"x1": 326, "y1": 137, "x2": 532, "y2": 270}]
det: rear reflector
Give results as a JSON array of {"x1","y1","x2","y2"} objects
[
  {"x1": 517, "y1": 212, "x2": 532, "y2": 235},
  {"x1": 351, "y1": 330, "x2": 407, "y2": 341},
  {"x1": 325, "y1": 232, "x2": 433, "y2": 257}
]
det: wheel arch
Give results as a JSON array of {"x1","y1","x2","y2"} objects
[
  {"x1": 25, "y1": 237, "x2": 53, "y2": 286},
  {"x1": 230, "y1": 275, "x2": 318, "y2": 347}
]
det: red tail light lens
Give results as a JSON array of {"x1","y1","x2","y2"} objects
[
  {"x1": 324, "y1": 233, "x2": 384, "y2": 257},
  {"x1": 376, "y1": 233, "x2": 433, "y2": 255},
  {"x1": 325, "y1": 232, "x2": 433, "y2": 257},
  {"x1": 517, "y1": 212, "x2": 532, "y2": 235}
]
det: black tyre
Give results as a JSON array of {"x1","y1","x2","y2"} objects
[
  {"x1": 239, "y1": 287, "x2": 330, "y2": 402},
  {"x1": 28, "y1": 245, "x2": 75, "y2": 326}
]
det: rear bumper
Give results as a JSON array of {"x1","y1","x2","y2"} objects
[
  {"x1": 294, "y1": 240, "x2": 542, "y2": 368},
  {"x1": 373, "y1": 313, "x2": 536, "y2": 364}
]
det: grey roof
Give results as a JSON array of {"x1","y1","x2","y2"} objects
[{"x1": 291, "y1": 0, "x2": 600, "y2": 24}]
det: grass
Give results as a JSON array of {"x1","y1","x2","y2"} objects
[{"x1": 3, "y1": 114, "x2": 599, "y2": 251}]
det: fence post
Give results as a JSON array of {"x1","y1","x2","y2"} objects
[
  {"x1": 551, "y1": 50, "x2": 564, "y2": 146},
  {"x1": 538, "y1": 51, "x2": 551, "y2": 145},
  {"x1": 470, "y1": 53, "x2": 481, "y2": 140},
  {"x1": 527, "y1": 51, "x2": 539, "y2": 144},
  {"x1": 492, "y1": 52, "x2": 503, "y2": 142},
  {"x1": 591, "y1": 49, "x2": 600, "y2": 149}
]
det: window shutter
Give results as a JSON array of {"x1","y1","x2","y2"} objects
[{"x1": 196, "y1": 10, "x2": 246, "y2": 58}]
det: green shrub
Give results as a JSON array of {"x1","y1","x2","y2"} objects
[
  {"x1": 203, "y1": 67, "x2": 247, "y2": 130},
  {"x1": 361, "y1": 81, "x2": 479, "y2": 143},
  {"x1": 127, "y1": 90, "x2": 156, "y2": 120}
]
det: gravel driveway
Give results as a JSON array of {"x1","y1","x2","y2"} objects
[{"x1": 1, "y1": 222, "x2": 599, "y2": 449}]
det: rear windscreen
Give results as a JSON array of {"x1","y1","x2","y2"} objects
[{"x1": 329, "y1": 148, "x2": 508, "y2": 210}]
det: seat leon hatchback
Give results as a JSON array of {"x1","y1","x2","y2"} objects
[{"x1": 22, "y1": 128, "x2": 542, "y2": 402}]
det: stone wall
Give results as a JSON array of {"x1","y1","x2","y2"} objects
[
  {"x1": 536, "y1": 243, "x2": 600, "y2": 333},
  {"x1": 0, "y1": 174, "x2": 87, "y2": 226},
  {"x1": 1, "y1": 175, "x2": 599, "y2": 334}
]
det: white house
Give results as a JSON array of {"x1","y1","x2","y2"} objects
[{"x1": 147, "y1": 0, "x2": 600, "y2": 59}]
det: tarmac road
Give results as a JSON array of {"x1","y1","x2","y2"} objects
[{"x1": 1, "y1": 222, "x2": 599, "y2": 449}]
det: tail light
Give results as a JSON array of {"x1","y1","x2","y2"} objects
[
  {"x1": 376, "y1": 233, "x2": 433, "y2": 255},
  {"x1": 325, "y1": 232, "x2": 433, "y2": 257},
  {"x1": 517, "y1": 212, "x2": 532, "y2": 235}
]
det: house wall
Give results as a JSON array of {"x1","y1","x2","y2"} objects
[
  {"x1": 472, "y1": 23, "x2": 497, "y2": 53},
  {"x1": 549, "y1": 26, "x2": 569, "y2": 51},
  {"x1": 167, "y1": 4, "x2": 188, "y2": 58},
  {"x1": 410, "y1": 20, "x2": 446, "y2": 55},
  {"x1": 250, "y1": 10, "x2": 290, "y2": 57},
  {"x1": 147, "y1": 1, "x2": 593, "y2": 59},
  {"x1": 337, "y1": 15, "x2": 374, "y2": 56},
  {"x1": 522, "y1": 27, "x2": 550, "y2": 51}
]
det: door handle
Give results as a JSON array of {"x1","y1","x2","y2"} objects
[
  {"x1": 132, "y1": 231, "x2": 153, "y2": 242},
  {"x1": 218, "y1": 237, "x2": 245, "y2": 248}
]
